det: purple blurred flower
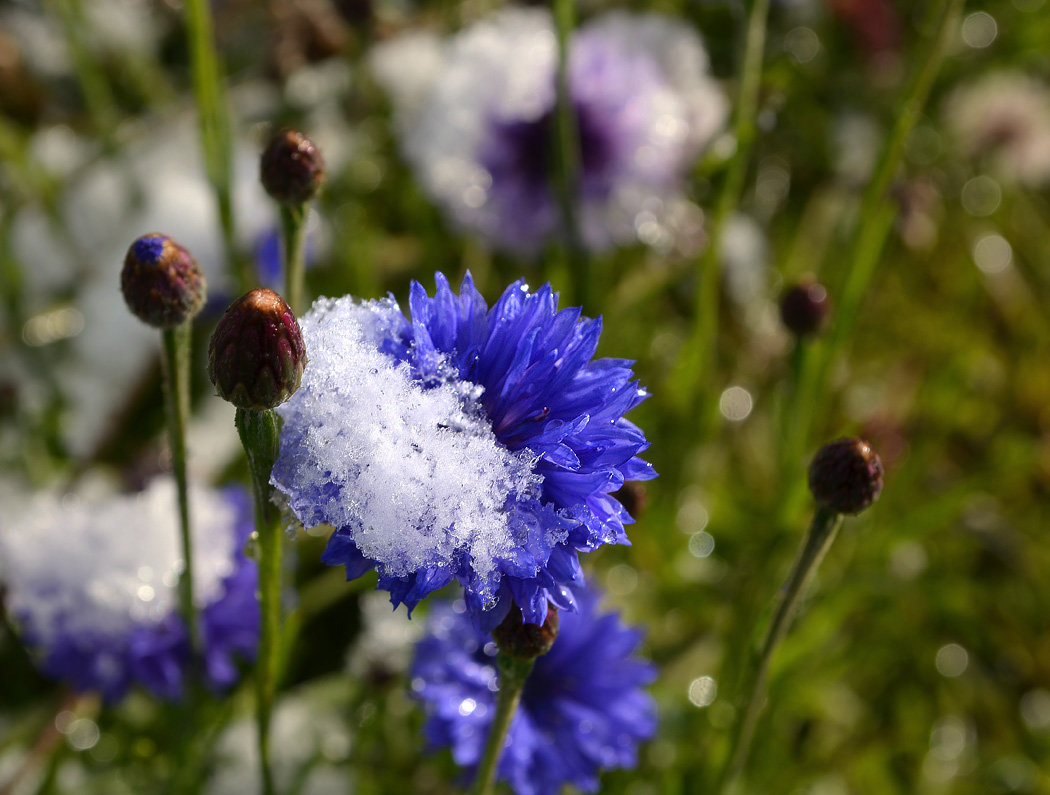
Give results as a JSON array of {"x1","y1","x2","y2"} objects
[
  {"x1": 271, "y1": 273, "x2": 655, "y2": 630},
  {"x1": 254, "y1": 227, "x2": 317, "y2": 290},
  {"x1": 372, "y1": 8, "x2": 726, "y2": 254},
  {"x1": 411, "y1": 590, "x2": 657, "y2": 795},
  {"x1": 0, "y1": 478, "x2": 259, "y2": 701}
]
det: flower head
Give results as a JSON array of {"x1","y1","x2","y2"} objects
[
  {"x1": 271, "y1": 273, "x2": 654, "y2": 629},
  {"x1": 372, "y1": 9, "x2": 726, "y2": 254},
  {"x1": 780, "y1": 280, "x2": 830, "y2": 338},
  {"x1": 208, "y1": 288, "x2": 307, "y2": 410},
  {"x1": 411, "y1": 590, "x2": 657, "y2": 795},
  {"x1": 809, "y1": 438, "x2": 883, "y2": 515},
  {"x1": 0, "y1": 478, "x2": 259, "y2": 701},
  {"x1": 260, "y1": 129, "x2": 326, "y2": 205},
  {"x1": 121, "y1": 233, "x2": 206, "y2": 328}
]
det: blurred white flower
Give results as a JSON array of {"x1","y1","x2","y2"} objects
[
  {"x1": 372, "y1": 8, "x2": 727, "y2": 255},
  {"x1": 944, "y1": 71, "x2": 1050, "y2": 186},
  {"x1": 10, "y1": 112, "x2": 271, "y2": 459}
]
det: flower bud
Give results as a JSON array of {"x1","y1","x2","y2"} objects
[
  {"x1": 808, "y1": 438, "x2": 883, "y2": 515},
  {"x1": 780, "y1": 280, "x2": 829, "y2": 338},
  {"x1": 260, "y1": 129, "x2": 326, "y2": 205},
  {"x1": 121, "y1": 234, "x2": 206, "y2": 328},
  {"x1": 492, "y1": 602, "x2": 559, "y2": 660},
  {"x1": 208, "y1": 288, "x2": 306, "y2": 410}
]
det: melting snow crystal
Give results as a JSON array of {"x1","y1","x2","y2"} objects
[{"x1": 273, "y1": 296, "x2": 542, "y2": 593}]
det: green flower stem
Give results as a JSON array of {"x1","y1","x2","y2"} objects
[
  {"x1": 235, "y1": 407, "x2": 282, "y2": 795},
  {"x1": 46, "y1": 0, "x2": 118, "y2": 144},
  {"x1": 551, "y1": 0, "x2": 587, "y2": 308},
  {"x1": 160, "y1": 324, "x2": 199, "y2": 658},
  {"x1": 783, "y1": 0, "x2": 963, "y2": 480},
  {"x1": 677, "y1": 0, "x2": 770, "y2": 419},
  {"x1": 717, "y1": 504, "x2": 844, "y2": 792},
  {"x1": 472, "y1": 654, "x2": 535, "y2": 795},
  {"x1": 280, "y1": 203, "x2": 308, "y2": 316},
  {"x1": 184, "y1": 0, "x2": 244, "y2": 293},
  {"x1": 161, "y1": 323, "x2": 209, "y2": 794}
]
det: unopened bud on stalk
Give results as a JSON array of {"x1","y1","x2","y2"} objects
[
  {"x1": 208, "y1": 288, "x2": 306, "y2": 410},
  {"x1": 808, "y1": 438, "x2": 883, "y2": 515},
  {"x1": 492, "y1": 602, "x2": 559, "y2": 660},
  {"x1": 260, "y1": 129, "x2": 326, "y2": 205},
  {"x1": 780, "y1": 280, "x2": 829, "y2": 338},
  {"x1": 121, "y1": 233, "x2": 206, "y2": 328}
]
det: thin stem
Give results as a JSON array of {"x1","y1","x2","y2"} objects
[
  {"x1": 717, "y1": 505, "x2": 844, "y2": 792},
  {"x1": 472, "y1": 655, "x2": 535, "y2": 795},
  {"x1": 280, "y1": 204, "x2": 308, "y2": 316},
  {"x1": 236, "y1": 407, "x2": 282, "y2": 795},
  {"x1": 785, "y1": 0, "x2": 963, "y2": 473},
  {"x1": 162, "y1": 323, "x2": 210, "y2": 793},
  {"x1": 161, "y1": 324, "x2": 199, "y2": 657},
  {"x1": 46, "y1": 0, "x2": 118, "y2": 145},
  {"x1": 184, "y1": 0, "x2": 244, "y2": 292},
  {"x1": 551, "y1": 0, "x2": 587, "y2": 308},
  {"x1": 678, "y1": 0, "x2": 770, "y2": 417}
]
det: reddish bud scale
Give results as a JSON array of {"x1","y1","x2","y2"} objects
[
  {"x1": 492, "y1": 602, "x2": 559, "y2": 660},
  {"x1": 808, "y1": 438, "x2": 883, "y2": 515},
  {"x1": 208, "y1": 288, "x2": 306, "y2": 410},
  {"x1": 260, "y1": 129, "x2": 326, "y2": 206},
  {"x1": 121, "y1": 234, "x2": 206, "y2": 329}
]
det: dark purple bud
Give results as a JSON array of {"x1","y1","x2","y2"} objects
[
  {"x1": 492, "y1": 602, "x2": 559, "y2": 660},
  {"x1": 780, "y1": 280, "x2": 830, "y2": 338},
  {"x1": 808, "y1": 438, "x2": 883, "y2": 515},
  {"x1": 121, "y1": 233, "x2": 206, "y2": 328},
  {"x1": 208, "y1": 288, "x2": 306, "y2": 410},
  {"x1": 260, "y1": 129, "x2": 326, "y2": 205}
]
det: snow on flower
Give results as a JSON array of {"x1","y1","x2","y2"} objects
[
  {"x1": 271, "y1": 273, "x2": 655, "y2": 629},
  {"x1": 0, "y1": 477, "x2": 259, "y2": 701}
]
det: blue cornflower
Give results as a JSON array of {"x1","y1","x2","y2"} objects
[
  {"x1": 271, "y1": 273, "x2": 655, "y2": 629},
  {"x1": 0, "y1": 478, "x2": 259, "y2": 701},
  {"x1": 411, "y1": 590, "x2": 657, "y2": 794}
]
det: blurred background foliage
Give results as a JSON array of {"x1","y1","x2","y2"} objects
[{"x1": 1, "y1": 0, "x2": 1049, "y2": 793}]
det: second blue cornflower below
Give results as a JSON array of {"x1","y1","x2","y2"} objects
[
  {"x1": 271, "y1": 272, "x2": 655, "y2": 629},
  {"x1": 411, "y1": 590, "x2": 657, "y2": 795}
]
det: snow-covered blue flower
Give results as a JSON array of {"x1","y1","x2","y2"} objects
[
  {"x1": 0, "y1": 477, "x2": 259, "y2": 701},
  {"x1": 411, "y1": 590, "x2": 657, "y2": 795},
  {"x1": 272, "y1": 273, "x2": 655, "y2": 629},
  {"x1": 371, "y1": 8, "x2": 727, "y2": 254}
]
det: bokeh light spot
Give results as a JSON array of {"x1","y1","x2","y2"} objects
[
  {"x1": 972, "y1": 234, "x2": 1012, "y2": 274},
  {"x1": 785, "y1": 27, "x2": 820, "y2": 63},
  {"x1": 935, "y1": 643, "x2": 969, "y2": 677},
  {"x1": 719, "y1": 387, "x2": 753, "y2": 422},
  {"x1": 688, "y1": 676, "x2": 718, "y2": 708},
  {"x1": 962, "y1": 12, "x2": 997, "y2": 48},
  {"x1": 688, "y1": 531, "x2": 715, "y2": 559},
  {"x1": 961, "y1": 176, "x2": 1001, "y2": 217}
]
